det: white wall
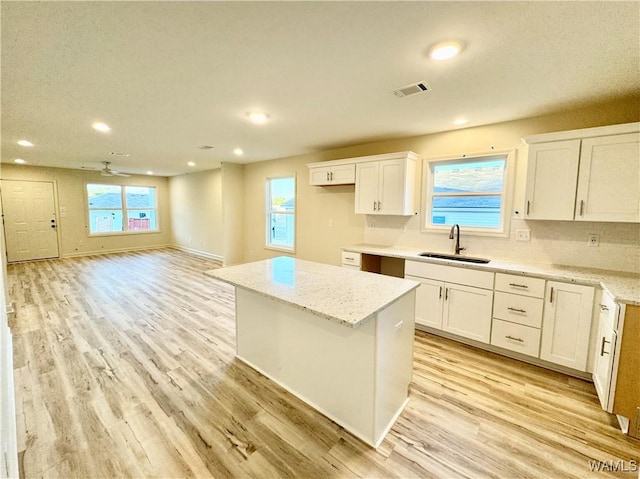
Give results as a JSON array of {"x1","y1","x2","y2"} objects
[
  {"x1": 168, "y1": 169, "x2": 223, "y2": 260},
  {"x1": 241, "y1": 97, "x2": 640, "y2": 273},
  {"x1": 1, "y1": 164, "x2": 172, "y2": 257}
]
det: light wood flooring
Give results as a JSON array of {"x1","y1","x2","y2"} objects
[{"x1": 8, "y1": 249, "x2": 640, "y2": 478}]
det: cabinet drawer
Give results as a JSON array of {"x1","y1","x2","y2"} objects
[
  {"x1": 405, "y1": 261, "x2": 494, "y2": 290},
  {"x1": 491, "y1": 319, "x2": 541, "y2": 358},
  {"x1": 341, "y1": 251, "x2": 361, "y2": 267},
  {"x1": 494, "y1": 273, "x2": 545, "y2": 298},
  {"x1": 493, "y1": 292, "x2": 543, "y2": 328}
]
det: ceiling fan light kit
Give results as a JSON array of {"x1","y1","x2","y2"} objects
[{"x1": 100, "y1": 161, "x2": 130, "y2": 177}]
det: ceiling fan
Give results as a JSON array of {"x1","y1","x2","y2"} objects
[{"x1": 100, "y1": 161, "x2": 130, "y2": 177}]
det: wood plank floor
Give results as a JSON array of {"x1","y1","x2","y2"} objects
[{"x1": 7, "y1": 249, "x2": 640, "y2": 478}]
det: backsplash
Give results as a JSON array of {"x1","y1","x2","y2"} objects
[{"x1": 363, "y1": 216, "x2": 640, "y2": 274}]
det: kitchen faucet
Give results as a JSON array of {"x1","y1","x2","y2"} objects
[{"x1": 449, "y1": 224, "x2": 465, "y2": 255}]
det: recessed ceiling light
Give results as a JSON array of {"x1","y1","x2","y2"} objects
[
  {"x1": 17, "y1": 140, "x2": 34, "y2": 147},
  {"x1": 14, "y1": 159, "x2": 27, "y2": 164},
  {"x1": 187, "y1": 161, "x2": 196, "y2": 167},
  {"x1": 233, "y1": 148, "x2": 244, "y2": 156},
  {"x1": 92, "y1": 122, "x2": 111, "y2": 132},
  {"x1": 146, "y1": 171, "x2": 154, "y2": 175},
  {"x1": 453, "y1": 119, "x2": 469, "y2": 125},
  {"x1": 247, "y1": 112, "x2": 269, "y2": 124},
  {"x1": 109, "y1": 151, "x2": 130, "y2": 157},
  {"x1": 429, "y1": 41, "x2": 463, "y2": 61}
]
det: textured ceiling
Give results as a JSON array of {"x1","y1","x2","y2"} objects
[{"x1": 2, "y1": 1, "x2": 639, "y2": 176}]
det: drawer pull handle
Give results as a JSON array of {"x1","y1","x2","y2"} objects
[
  {"x1": 507, "y1": 307, "x2": 527, "y2": 314},
  {"x1": 509, "y1": 283, "x2": 529, "y2": 289},
  {"x1": 600, "y1": 337, "x2": 611, "y2": 356},
  {"x1": 445, "y1": 288, "x2": 449, "y2": 301},
  {"x1": 439, "y1": 286, "x2": 443, "y2": 299},
  {"x1": 600, "y1": 304, "x2": 609, "y2": 311},
  {"x1": 549, "y1": 287, "x2": 554, "y2": 303},
  {"x1": 506, "y1": 335, "x2": 524, "y2": 343}
]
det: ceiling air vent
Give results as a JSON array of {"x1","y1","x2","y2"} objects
[
  {"x1": 393, "y1": 81, "x2": 431, "y2": 98},
  {"x1": 198, "y1": 145, "x2": 214, "y2": 150}
]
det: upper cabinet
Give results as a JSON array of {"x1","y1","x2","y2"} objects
[
  {"x1": 354, "y1": 152, "x2": 418, "y2": 215},
  {"x1": 308, "y1": 162, "x2": 356, "y2": 186},
  {"x1": 308, "y1": 151, "x2": 420, "y2": 215},
  {"x1": 523, "y1": 122, "x2": 640, "y2": 223}
]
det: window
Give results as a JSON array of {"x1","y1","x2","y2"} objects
[
  {"x1": 424, "y1": 151, "x2": 513, "y2": 235},
  {"x1": 87, "y1": 184, "x2": 158, "y2": 235},
  {"x1": 265, "y1": 176, "x2": 295, "y2": 251}
]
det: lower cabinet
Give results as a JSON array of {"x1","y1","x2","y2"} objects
[
  {"x1": 540, "y1": 281, "x2": 595, "y2": 371},
  {"x1": 442, "y1": 283, "x2": 493, "y2": 343},
  {"x1": 405, "y1": 261, "x2": 494, "y2": 344},
  {"x1": 592, "y1": 290, "x2": 618, "y2": 411}
]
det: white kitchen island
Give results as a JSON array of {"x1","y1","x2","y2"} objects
[{"x1": 205, "y1": 256, "x2": 419, "y2": 448}]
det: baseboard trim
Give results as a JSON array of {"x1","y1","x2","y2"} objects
[
  {"x1": 61, "y1": 244, "x2": 172, "y2": 259},
  {"x1": 170, "y1": 245, "x2": 223, "y2": 263}
]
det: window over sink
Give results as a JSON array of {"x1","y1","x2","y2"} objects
[{"x1": 423, "y1": 150, "x2": 515, "y2": 236}]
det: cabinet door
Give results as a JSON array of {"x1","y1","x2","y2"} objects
[
  {"x1": 540, "y1": 281, "x2": 594, "y2": 371},
  {"x1": 592, "y1": 307, "x2": 617, "y2": 411},
  {"x1": 309, "y1": 166, "x2": 332, "y2": 186},
  {"x1": 576, "y1": 133, "x2": 640, "y2": 222},
  {"x1": 524, "y1": 140, "x2": 580, "y2": 220},
  {"x1": 442, "y1": 283, "x2": 493, "y2": 343},
  {"x1": 405, "y1": 276, "x2": 444, "y2": 329},
  {"x1": 355, "y1": 161, "x2": 379, "y2": 214},
  {"x1": 330, "y1": 164, "x2": 356, "y2": 185},
  {"x1": 378, "y1": 159, "x2": 407, "y2": 215}
]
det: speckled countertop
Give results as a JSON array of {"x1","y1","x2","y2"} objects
[
  {"x1": 343, "y1": 244, "x2": 640, "y2": 306},
  {"x1": 204, "y1": 256, "x2": 419, "y2": 328}
]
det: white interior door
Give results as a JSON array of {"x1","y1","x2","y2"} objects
[{"x1": 1, "y1": 180, "x2": 59, "y2": 262}]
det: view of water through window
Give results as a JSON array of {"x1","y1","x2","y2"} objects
[{"x1": 430, "y1": 158, "x2": 506, "y2": 228}]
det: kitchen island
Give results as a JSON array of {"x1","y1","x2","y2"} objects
[{"x1": 205, "y1": 256, "x2": 419, "y2": 447}]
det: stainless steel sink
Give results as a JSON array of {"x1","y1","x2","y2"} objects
[{"x1": 418, "y1": 252, "x2": 491, "y2": 264}]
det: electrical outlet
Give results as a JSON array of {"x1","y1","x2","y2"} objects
[
  {"x1": 516, "y1": 229, "x2": 531, "y2": 242},
  {"x1": 588, "y1": 234, "x2": 600, "y2": 247}
]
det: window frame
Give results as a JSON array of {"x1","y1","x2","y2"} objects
[
  {"x1": 265, "y1": 174, "x2": 296, "y2": 253},
  {"x1": 422, "y1": 149, "x2": 516, "y2": 237},
  {"x1": 85, "y1": 182, "x2": 160, "y2": 237}
]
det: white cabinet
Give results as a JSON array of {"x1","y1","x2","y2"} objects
[
  {"x1": 523, "y1": 122, "x2": 640, "y2": 223},
  {"x1": 309, "y1": 163, "x2": 356, "y2": 186},
  {"x1": 592, "y1": 290, "x2": 619, "y2": 411},
  {"x1": 540, "y1": 281, "x2": 595, "y2": 371},
  {"x1": 442, "y1": 283, "x2": 494, "y2": 343},
  {"x1": 355, "y1": 154, "x2": 418, "y2": 215},
  {"x1": 491, "y1": 273, "x2": 546, "y2": 358},
  {"x1": 405, "y1": 277, "x2": 444, "y2": 329},
  {"x1": 575, "y1": 133, "x2": 640, "y2": 222},
  {"x1": 341, "y1": 251, "x2": 361, "y2": 270},
  {"x1": 405, "y1": 261, "x2": 494, "y2": 343},
  {"x1": 524, "y1": 140, "x2": 580, "y2": 220}
]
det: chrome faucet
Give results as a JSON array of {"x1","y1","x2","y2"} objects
[{"x1": 449, "y1": 224, "x2": 465, "y2": 255}]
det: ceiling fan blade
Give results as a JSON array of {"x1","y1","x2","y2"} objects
[
  {"x1": 113, "y1": 172, "x2": 131, "y2": 177},
  {"x1": 100, "y1": 170, "x2": 114, "y2": 177}
]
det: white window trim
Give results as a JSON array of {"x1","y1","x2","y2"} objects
[
  {"x1": 85, "y1": 182, "x2": 160, "y2": 236},
  {"x1": 421, "y1": 149, "x2": 516, "y2": 238},
  {"x1": 265, "y1": 174, "x2": 296, "y2": 253}
]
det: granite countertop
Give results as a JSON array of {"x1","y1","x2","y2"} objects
[
  {"x1": 205, "y1": 256, "x2": 420, "y2": 328},
  {"x1": 343, "y1": 243, "x2": 640, "y2": 306}
]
